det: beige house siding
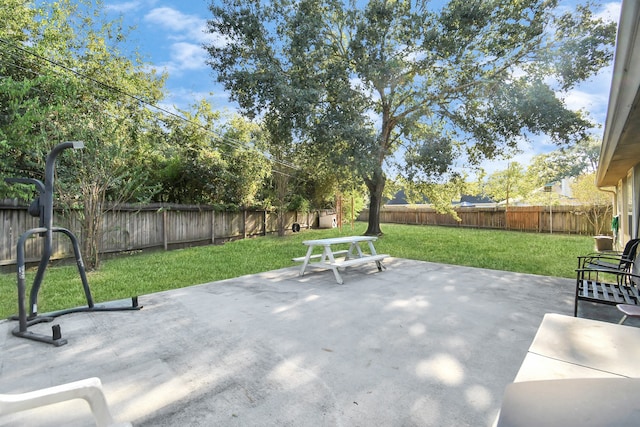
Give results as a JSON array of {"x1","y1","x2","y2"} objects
[{"x1": 608, "y1": 167, "x2": 638, "y2": 248}]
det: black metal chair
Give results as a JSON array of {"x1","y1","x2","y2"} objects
[{"x1": 577, "y1": 238, "x2": 640, "y2": 276}]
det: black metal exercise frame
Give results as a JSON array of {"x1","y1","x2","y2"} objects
[{"x1": 5, "y1": 141, "x2": 141, "y2": 346}]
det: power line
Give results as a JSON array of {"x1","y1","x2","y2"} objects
[{"x1": 0, "y1": 38, "x2": 300, "y2": 172}]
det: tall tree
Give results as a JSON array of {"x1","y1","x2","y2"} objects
[
  {"x1": 571, "y1": 172, "x2": 613, "y2": 235},
  {"x1": 217, "y1": 114, "x2": 272, "y2": 208},
  {"x1": 483, "y1": 162, "x2": 527, "y2": 206},
  {"x1": 151, "y1": 102, "x2": 272, "y2": 207},
  {"x1": 206, "y1": 0, "x2": 616, "y2": 235},
  {"x1": 152, "y1": 101, "x2": 228, "y2": 204},
  {"x1": 525, "y1": 136, "x2": 602, "y2": 186}
]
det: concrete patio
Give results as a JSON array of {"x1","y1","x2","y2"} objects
[{"x1": 0, "y1": 258, "x2": 632, "y2": 426}]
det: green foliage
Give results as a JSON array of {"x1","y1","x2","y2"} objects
[
  {"x1": 571, "y1": 173, "x2": 613, "y2": 235},
  {"x1": 483, "y1": 162, "x2": 527, "y2": 204},
  {"x1": 287, "y1": 194, "x2": 311, "y2": 213},
  {"x1": 0, "y1": 0, "x2": 279, "y2": 268},
  {"x1": 150, "y1": 102, "x2": 227, "y2": 204},
  {"x1": 400, "y1": 173, "x2": 470, "y2": 220},
  {"x1": 0, "y1": 0, "x2": 168, "y2": 268},
  {"x1": 150, "y1": 105, "x2": 272, "y2": 207},
  {"x1": 339, "y1": 189, "x2": 366, "y2": 224},
  {"x1": 0, "y1": 0, "x2": 38, "y2": 45},
  {"x1": 526, "y1": 137, "x2": 601, "y2": 186},
  {"x1": 572, "y1": 173, "x2": 612, "y2": 206},
  {"x1": 218, "y1": 115, "x2": 272, "y2": 207}
]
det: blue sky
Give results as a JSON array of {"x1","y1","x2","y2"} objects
[
  {"x1": 105, "y1": 0, "x2": 232, "y2": 112},
  {"x1": 103, "y1": 0, "x2": 622, "y2": 175}
]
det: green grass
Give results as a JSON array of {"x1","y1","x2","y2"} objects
[{"x1": 0, "y1": 222, "x2": 593, "y2": 318}]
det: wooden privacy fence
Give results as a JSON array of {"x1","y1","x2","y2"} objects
[
  {"x1": 0, "y1": 202, "x2": 317, "y2": 267},
  {"x1": 358, "y1": 205, "x2": 611, "y2": 235}
]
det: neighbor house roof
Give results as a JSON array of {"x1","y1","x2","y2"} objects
[{"x1": 598, "y1": 0, "x2": 640, "y2": 187}]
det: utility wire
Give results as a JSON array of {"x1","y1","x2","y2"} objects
[{"x1": 0, "y1": 38, "x2": 300, "y2": 172}]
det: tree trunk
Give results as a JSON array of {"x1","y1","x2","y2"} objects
[
  {"x1": 364, "y1": 171, "x2": 386, "y2": 236},
  {"x1": 275, "y1": 171, "x2": 288, "y2": 237},
  {"x1": 81, "y1": 185, "x2": 103, "y2": 271}
]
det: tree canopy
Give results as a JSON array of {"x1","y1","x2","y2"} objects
[{"x1": 205, "y1": 0, "x2": 616, "y2": 235}]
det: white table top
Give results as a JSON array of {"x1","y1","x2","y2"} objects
[
  {"x1": 519, "y1": 313, "x2": 640, "y2": 380},
  {"x1": 302, "y1": 236, "x2": 377, "y2": 246}
]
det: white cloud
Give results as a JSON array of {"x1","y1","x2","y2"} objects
[
  {"x1": 169, "y1": 42, "x2": 208, "y2": 71},
  {"x1": 105, "y1": 1, "x2": 143, "y2": 13},
  {"x1": 144, "y1": 7, "x2": 217, "y2": 44},
  {"x1": 163, "y1": 85, "x2": 237, "y2": 112},
  {"x1": 105, "y1": 0, "x2": 158, "y2": 13},
  {"x1": 564, "y1": 87, "x2": 608, "y2": 115},
  {"x1": 568, "y1": 2, "x2": 620, "y2": 122},
  {"x1": 141, "y1": 6, "x2": 228, "y2": 76}
]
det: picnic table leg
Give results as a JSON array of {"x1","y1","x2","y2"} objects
[
  {"x1": 331, "y1": 269, "x2": 344, "y2": 284},
  {"x1": 299, "y1": 245, "x2": 315, "y2": 276},
  {"x1": 346, "y1": 243, "x2": 354, "y2": 260},
  {"x1": 367, "y1": 241, "x2": 385, "y2": 271},
  {"x1": 320, "y1": 245, "x2": 331, "y2": 262},
  {"x1": 348, "y1": 242, "x2": 364, "y2": 259},
  {"x1": 324, "y1": 246, "x2": 344, "y2": 284}
]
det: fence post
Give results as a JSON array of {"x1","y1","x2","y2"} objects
[
  {"x1": 212, "y1": 210, "x2": 216, "y2": 244},
  {"x1": 242, "y1": 209, "x2": 247, "y2": 239},
  {"x1": 162, "y1": 209, "x2": 168, "y2": 251}
]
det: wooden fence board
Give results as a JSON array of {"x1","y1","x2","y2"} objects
[{"x1": 507, "y1": 206, "x2": 541, "y2": 231}]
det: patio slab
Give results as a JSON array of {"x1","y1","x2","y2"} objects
[{"x1": 0, "y1": 258, "x2": 630, "y2": 426}]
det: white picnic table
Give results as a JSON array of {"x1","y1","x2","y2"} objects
[{"x1": 292, "y1": 235, "x2": 389, "y2": 284}]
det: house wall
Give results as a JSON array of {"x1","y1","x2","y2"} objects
[
  {"x1": 634, "y1": 165, "x2": 640, "y2": 241},
  {"x1": 611, "y1": 165, "x2": 640, "y2": 249}
]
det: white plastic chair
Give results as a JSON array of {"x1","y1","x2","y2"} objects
[{"x1": 0, "y1": 377, "x2": 131, "y2": 427}]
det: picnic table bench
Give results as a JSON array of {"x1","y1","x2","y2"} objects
[{"x1": 292, "y1": 236, "x2": 389, "y2": 284}]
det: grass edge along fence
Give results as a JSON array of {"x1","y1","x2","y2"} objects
[
  {"x1": 358, "y1": 205, "x2": 611, "y2": 235},
  {"x1": 0, "y1": 201, "x2": 320, "y2": 267}
]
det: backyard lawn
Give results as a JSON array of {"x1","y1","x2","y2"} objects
[{"x1": 0, "y1": 223, "x2": 594, "y2": 318}]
